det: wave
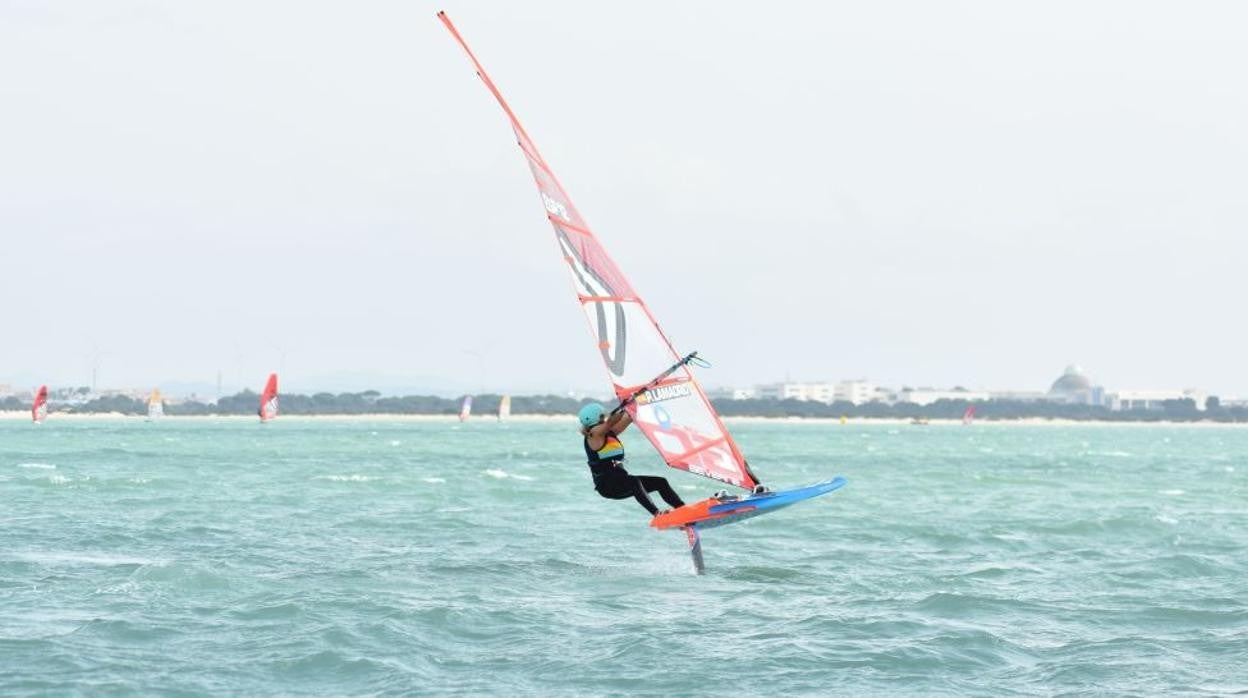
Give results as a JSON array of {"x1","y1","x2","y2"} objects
[
  {"x1": 315, "y1": 474, "x2": 382, "y2": 482},
  {"x1": 17, "y1": 462, "x2": 57, "y2": 469},
  {"x1": 484, "y1": 469, "x2": 534, "y2": 481}
]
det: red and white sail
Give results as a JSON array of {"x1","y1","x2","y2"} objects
[
  {"x1": 32, "y1": 385, "x2": 48, "y2": 424},
  {"x1": 459, "y1": 395, "x2": 473, "y2": 422},
  {"x1": 259, "y1": 373, "x2": 279, "y2": 422},
  {"x1": 962, "y1": 405, "x2": 977, "y2": 425},
  {"x1": 440, "y1": 13, "x2": 756, "y2": 489}
]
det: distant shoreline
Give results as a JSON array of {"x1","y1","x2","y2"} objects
[{"x1": 3, "y1": 411, "x2": 1246, "y2": 427}]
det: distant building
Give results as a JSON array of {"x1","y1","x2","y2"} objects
[
  {"x1": 896, "y1": 387, "x2": 990, "y2": 406},
  {"x1": 754, "y1": 382, "x2": 835, "y2": 403},
  {"x1": 988, "y1": 390, "x2": 1048, "y2": 402},
  {"x1": 731, "y1": 387, "x2": 757, "y2": 400},
  {"x1": 706, "y1": 386, "x2": 757, "y2": 401},
  {"x1": 1106, "y1": 389, "x2": 1206, "y2": 412},
  {"x1": 834, "y1": 380, "x2": 877, "y2": 405},
  {"x1": 1047, "y1": 365, "x2": 1103, "y2": 405}
]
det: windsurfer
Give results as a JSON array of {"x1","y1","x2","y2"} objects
[{"x1": 579, "y1": 403, "x2": 685, "y2": 516}]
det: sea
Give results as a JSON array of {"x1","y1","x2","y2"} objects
[{"x1": 1, "y1": 418, "x2": 1245, "y2": 696}]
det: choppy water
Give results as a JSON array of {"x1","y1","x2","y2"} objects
[{"x1": 1, "y1": 419, "x2": 1246, "y2": 696}]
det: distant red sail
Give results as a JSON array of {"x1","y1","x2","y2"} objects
[
  {"x1": 259, "y1": 373, "x2": 279, "y2": 422},
  {"x1": 962, "y1": 405, "x2": 977, "y2": 425},
  {"x1": 32, "y1": 385, "x2": 48, "y2": 424},
  {"x1": 439, "y1": 12, "x2": 757, "y2": 489}
]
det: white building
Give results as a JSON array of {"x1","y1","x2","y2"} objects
[
  {"x1": 753, "y1": 382, "x2": 836, "y2": 403},
  {"x1": 1106, "y1": 389, "x2": 1206, "y2": 412},
  {"x1": 896, "y1": 388, "x2": 991, "y2": 406},
  {"x1": 988, "y1": 390, "x2": 1049, "y2": 402},
  {"x1": 834, "y1": 380, "x2": 877, "y2": 405}
]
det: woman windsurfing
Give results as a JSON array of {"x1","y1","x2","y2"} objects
[{"x1": 579, "y1": 403, "x2": 687, "y2": 517}]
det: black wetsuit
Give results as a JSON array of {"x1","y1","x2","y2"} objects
[{"x1": 584, "y1": 432, "x2": 685, "y2": 515}]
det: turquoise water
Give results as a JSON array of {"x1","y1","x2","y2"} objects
[{"x1": 1, "y1": 419, "x2": 1245, "y2": 696}]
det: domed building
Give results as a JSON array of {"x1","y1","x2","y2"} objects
[{"x1": 1047, "y1": 365, "x2": 1101, "y2": 405}]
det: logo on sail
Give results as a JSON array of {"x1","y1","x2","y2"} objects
[{"x1": 637, "y1": 383, "x2": 692, "y2": 404}]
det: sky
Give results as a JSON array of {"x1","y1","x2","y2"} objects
[{"x1": 1, "y1": 1, "x2": 1246, "y2": 398}]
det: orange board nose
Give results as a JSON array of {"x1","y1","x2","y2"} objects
[{"x1": 651, "y1": 498, "x2": 721, "y2": 530}]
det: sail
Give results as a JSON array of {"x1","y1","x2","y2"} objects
[
  {"x1": 962, "y1": 405, "x2": 976, "y2": 425},
  {"x1": 459, "y1": 395, "x2": 473, "y2": 422},
  {"x1": 498, "y1": 395, "x2": 511, "y2": 422},
  {"x1": 32, "y1": 385, "x2": 48, "y2": 424},
  {"x1": 147, "y1": 389, "x2": 164, "y2": 420},
  {"x1": 259, "y1": 373, "x2": 279, "y2": 422},
  {"x1": 440, "y1": 13, "x2": 757, "y2": 489}
]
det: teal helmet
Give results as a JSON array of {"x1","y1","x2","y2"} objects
[{"x1": 578, "y1": 403, "x2": 606, "y2": 428}]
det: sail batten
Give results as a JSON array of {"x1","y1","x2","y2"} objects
[{"x1": 440, "y1": 12, "x2": 757, "y2": 489}]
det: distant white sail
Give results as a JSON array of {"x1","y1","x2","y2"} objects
[
  {"x1": 498, "y1": 395, "x2": 511, "y2": 422},
  {"x1": 459, "y1": 395, "x2": 473, "y2": 422},
  {"x1": 147, "y1": 389, "x2": 164, "y2": 420}
]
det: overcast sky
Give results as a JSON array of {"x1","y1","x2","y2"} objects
[{"x1": 2, "y1": 1, "x2": 1245, "y2": 397}]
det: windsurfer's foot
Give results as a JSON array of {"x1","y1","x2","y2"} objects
[
  {"x1": 711, "y1": 490, "x2": 733, "y2": 500},
  {"x1": 752, "y1": 484, "x2": 770, "y2": 494}
]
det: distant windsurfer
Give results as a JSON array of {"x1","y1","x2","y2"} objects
[{"x1": 579, "y1": 403, "x2": 686, "y2": 517}]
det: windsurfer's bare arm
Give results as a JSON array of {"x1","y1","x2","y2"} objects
[{"x1": 606, "y1": 408, "x2": 632, "y2": 433}]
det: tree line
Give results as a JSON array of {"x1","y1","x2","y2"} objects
[{"x1": 5, "y1": 391, "x2": 1248, "y2": 422}]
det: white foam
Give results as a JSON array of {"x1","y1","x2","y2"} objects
[
  {"x1": 49, "y1": 474, "x2": 72, "y2": 484},
  {"x1": 1160, "y1": 489, "x2": 1185, "y2": 496},
  {"x1": 1225, "y1": 466, "x2": 1235, "y2": 473},
  {"x1": 389, "y1": 440, "x2": 402, "y2": 447},
  {"x1": 17, "y1": 551, "x2": 158, "y2": 566},
  {"x1": 484, "y1": 469, "x2": 534, "y2": 481},
  {"x1": 1156, "y1": 515, "x2": 1179, "y2": 525},
  {"x1": 422, "y1": 477, "x2": 446, "y2": 484},
  {"x1": 316, "y1": 474, "x2": 381, "y2": 482},
  {"x1": 17, "y1": 463, "x2": 56, "y2": 470},
  {"x1": 129, "y1": 478, "x2": 151, "y2": 484}
]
